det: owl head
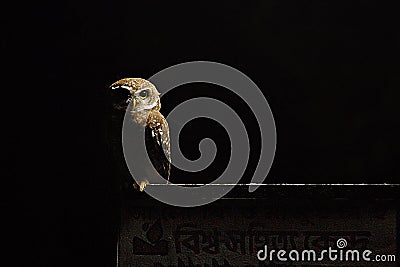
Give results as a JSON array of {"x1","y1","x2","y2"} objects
[{"x1": 110, "y1": 78, "x2": 161, "y2": 112}]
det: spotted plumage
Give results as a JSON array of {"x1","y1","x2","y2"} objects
[{"x1": 110, "y1": 78, "x2": 171, "y2": 191}]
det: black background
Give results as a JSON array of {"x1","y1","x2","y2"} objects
[{"x1": 4, "y1": 1, "x2": 399, "y2": 266}]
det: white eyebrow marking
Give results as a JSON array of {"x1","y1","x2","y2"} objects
[{"x1": 120, "y1": 85, "x2": 131, "y2": 90}]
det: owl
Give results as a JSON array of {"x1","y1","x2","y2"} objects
[{"x1": 110, "y1": 78, "x2": 171, "y2": 191}]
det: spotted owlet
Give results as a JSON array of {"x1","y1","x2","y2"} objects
[{"x1": 110, "y1": 78, "x2": 171, "y2": 191}]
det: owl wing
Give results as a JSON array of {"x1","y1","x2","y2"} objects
[{"x1": 145, "y1": 111, "x2": 171, "y2": 182}]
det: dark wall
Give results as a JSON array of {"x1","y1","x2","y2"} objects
[{"x1": 15, "y1": 1, "x2": 397, "y2": 184}]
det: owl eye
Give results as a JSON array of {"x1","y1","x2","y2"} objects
[{"x1": 139, "y1": 90, "x2": 148, "y2": 98}]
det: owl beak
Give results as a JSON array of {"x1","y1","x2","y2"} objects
[
  {"x1": 132, "y1": 98, "x2": 137, "y2": 109},
  {"x1": 126, "y1": 97, "x2": 138, "y2": 108}
]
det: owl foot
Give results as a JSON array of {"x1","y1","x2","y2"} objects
[
  {"x1": 133, "y1": 180, "x2": 149, "y2": 192},
  {"x1": 139, "y1": 180, "x2": 149, "y2": 192}
]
